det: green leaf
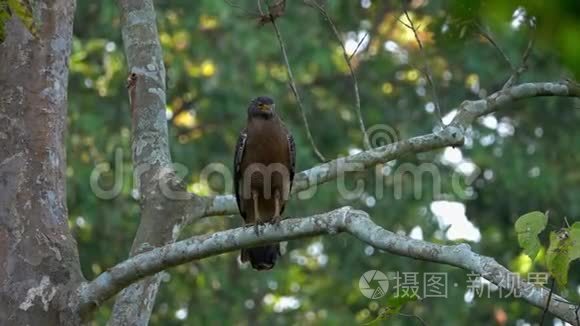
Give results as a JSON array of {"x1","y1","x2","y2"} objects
[
  {"x1": 570, "y1": 222, "x2": 580, "y2": 259},
  {"x1": 0, "y1": 0, "x2": 10, "y2": 42},
  {"x1": 514, "y1": 211, "x2": 547, "y2": 259},
  {"x1": 363, "y1": 293, "x2": 419, "y2": 325},
  {"x1": 459, "y1": 25, "x2": 467, "y2": 39},
  {"x1": 546, "y1": 222, "x2": 580, "y2": 287},
  {"x1": 7, "y1": 0, "x2": 37, "y2": 39}
]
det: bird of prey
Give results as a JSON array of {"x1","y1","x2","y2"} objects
[{"x1": 234, "y1": 96, "x2": 295, "y2": 270}]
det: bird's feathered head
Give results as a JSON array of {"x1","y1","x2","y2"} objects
[{"x1": 247, "y1": 96, "x2": 276, "y2": 119}]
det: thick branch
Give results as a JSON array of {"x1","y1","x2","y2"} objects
[
  {"x1": 0, "y1": 1, "x2": 83, "y2": 324},
  {"x1": 199, "y1": 81, "x2": 580, "y2": 218},
  {"x1": 109, "y1": 0, "x2": 198, "y2": 324},
  {"x1": 80, "y1": 207, "x2": 579, "y2": 324}
]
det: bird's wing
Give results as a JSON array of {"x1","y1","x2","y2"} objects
[
  {"x1": 280, "y1": 125, "x2": 295, "y2": 216},
  {"x1": 287, "y1": 131, "x2": 296, "y2": 190},
  {"x1": 234, "y1": 128, "x2": 248, "y2": 219}
]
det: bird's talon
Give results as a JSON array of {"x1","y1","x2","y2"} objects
[{"x1": 271, "y1": 215, "x2": 282, "y2": 225}]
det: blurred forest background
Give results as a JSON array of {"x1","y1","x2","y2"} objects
[{"x1": 69, "y1": 0, "x2": 579, "y2": 324}]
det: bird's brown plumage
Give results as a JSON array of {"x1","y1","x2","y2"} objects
[{"x1": 234, "y1": 96, "x2": 295, "y2": 270}]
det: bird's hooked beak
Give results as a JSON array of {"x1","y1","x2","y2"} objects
[{"x1": 258, "y1": 103, "x2": 273, "y2": 112}]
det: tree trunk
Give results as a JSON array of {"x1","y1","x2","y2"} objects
[
  {"x1": 108, "y1": 1, "x2": 192, "y2": 324},
  {"x1": 0, "y1": 1, "x2": 82, "y2": 324}
]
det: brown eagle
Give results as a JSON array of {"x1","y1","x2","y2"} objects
[{"x1": 234, "y1": 96, "x2": 295, "y2": 270}]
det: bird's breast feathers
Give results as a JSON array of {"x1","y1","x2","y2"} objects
[
  {"x1": 244, "y1": 118, "x2": 290, "y2": 165},
  {"x1": 240, "y1": 118, "x2": 292, "y2": 195}
]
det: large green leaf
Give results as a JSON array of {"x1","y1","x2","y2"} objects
[
  {"x1": 546, "y1": 222, "x2": 580, "y2": 287},
  {"x1": 514, "y1": 211, "x2": 548, "y2": 259}
]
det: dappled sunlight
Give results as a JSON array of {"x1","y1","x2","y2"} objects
[
  {"x1": 430, "y1": 201, "x2": 482, "y2": 242},
  {"x1": 394, "y1": 12, "x2": 434, "y2": 49},
  {"x1": 409, "y1": 225, "x2": 424, "y2": 240},
  {"x1": 173, "y1": 111, "x2": 197, "y2": 128},
  {"x1": 200, "y1": 14, "x2": 219, "y2": 30}
]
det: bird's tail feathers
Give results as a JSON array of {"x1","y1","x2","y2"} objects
[{"x1": 241, "y1": 244, "x2": 280, "y2": 270}]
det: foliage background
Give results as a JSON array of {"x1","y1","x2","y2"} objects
[{"x1": 68, "y1": 0, "x2": 580, "y2": 324}]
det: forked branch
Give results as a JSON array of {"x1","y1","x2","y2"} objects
[{"x1": 80, "y1": 207, "x2": 580, "y2": 324}]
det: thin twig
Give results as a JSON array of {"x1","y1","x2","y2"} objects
[
  {"x1": 224, "y1": 0, "x2": 255, "y2": 15},
  {"x1": 398, "y1": 312, "x2": 428, "y2": 325},
  {"x1": 270, "y1": 19, "x2": 326, "y2": 161},
  {"x1": 476, "y1": 23, "x2": 515, "y2": 71},
  {"x1": 550, "y1": 283, "x2": 580, "y2": 325},
  {"x1": 307, "y1": 0, "x2": 370, "y2": 149},
  {"x1": 540, "y1": 277, "x2": 555, "y2": 325},
  {"x1": 224, "y1": 0, "x2": 286, "y2": 26},
  {"x1": 257, "y1": 0, "x2": 264, "y2": 15},
  {"x1": 348, "y1": 32, "x2": 368, "y2": 62},
  {"x1": 503, "y1": 30, "x2": 535, "y2": 89},
  {"x1": 400, "y1": 8, "x2": 443, "y2": 125},
  {"x1": 224, "y1": 0, "x2": 324, "y2": 160},
  {"x1": 475, "y1": 21, "x2": 535, "y2": 90}
]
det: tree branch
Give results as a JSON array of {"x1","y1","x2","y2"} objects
[
  {"x1": 400, "y1": 8, "x2": 443, "y2": 124},
  {"x1": 476, "y1": 23, "x2": 515, "y2": 72},
  {"x1": 306, "y1": 0, "x2": 370, "y2": 149},
  {"x1": 198, "y1": 81, "x2": 580, "y2": 218},
  {"x1": 270, "y1": 18, "x2": 326, "y2": 161},
  {"x1": 502, "y1": 33, "x2": 535, "y2": 90},
  {"x1": 475, "y1": 21, "x2": 535, "y2": 90},
  {"x1": 109, "y1": 0, "x2": 200, "y2": 324},
  {"x1": 79, "y1": 207, "x2": 580, "y2": 324}
]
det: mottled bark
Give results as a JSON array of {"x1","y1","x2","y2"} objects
[
  {"x1": 0, "y1": 1, "x2": 82, "y2": 325},
  {"x1": 107, "y1": 0, "x2": 201, "y2": 324}
]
